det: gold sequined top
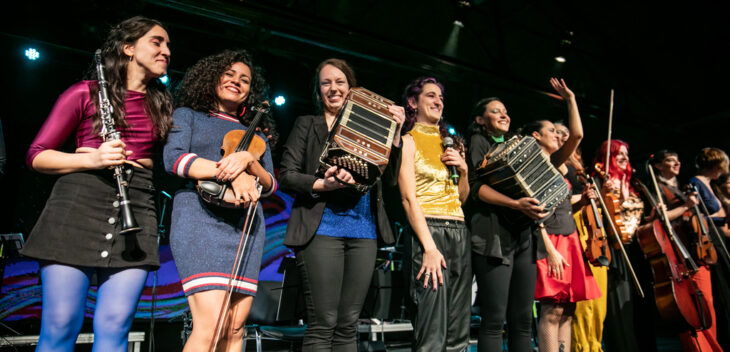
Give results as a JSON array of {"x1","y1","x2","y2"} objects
[{"x1": 407, "y1": 123, "x2": 464, "y2": 218}]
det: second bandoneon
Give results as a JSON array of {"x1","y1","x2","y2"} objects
[
  {"x1": 319, "y1": 87, "x2": 398, "y2": 191},
  {"x1": 477, "y1": 135, "x2": 570, "y2": 223}
]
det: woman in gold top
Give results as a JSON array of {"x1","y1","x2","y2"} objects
[{"x1": 398, "y1": 77, "x2": 470, "y2": 351}]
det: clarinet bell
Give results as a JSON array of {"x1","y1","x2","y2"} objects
[{"x1": 119, "y1": 200, "x2": 142, "y2": 234}]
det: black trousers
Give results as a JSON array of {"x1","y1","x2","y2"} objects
[
  {"x1": 296, "y1": 235, "x2": 377, "y2": 352},
  {"x1": 472, "y1": 235, "x2": 536, "y2": 352},
  {"x1": 405, "y1": 218, "x2": 471, "y2": 352}
]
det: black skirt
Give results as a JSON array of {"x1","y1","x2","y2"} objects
[{"x1": 22, "y1": 167, "x2": 159, "y2": 268}]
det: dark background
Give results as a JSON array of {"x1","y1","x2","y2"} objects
[{"x1": 1, "y1": 0, "x2": 729, "y2": 233}]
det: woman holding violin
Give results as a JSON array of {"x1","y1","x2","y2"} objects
[
  {"x1": 691, "y1": 147, "x2": 730, "y2": 351},
  {"x1": 552, "y1": 126, "x2": 611, "y2": 352},
  {"x1": 593, "y1": 140, "x2": 657, "y2": 352},
  {"x1": 651, "y1": 150, "x2": 723, "y2": 352},
  {"x1": 520, "y1": 79, "x2": 601, "y2": 352},
  {"x1": 163, "y1": 50, "x2": 277, "y2": 352},
  {"x1": 279, "y1": 58, "x2": 404, "y2": 351}
]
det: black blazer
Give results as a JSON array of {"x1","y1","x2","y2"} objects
[{"x1": 279, "y1": 115, "x2": 402, "y2": 247}]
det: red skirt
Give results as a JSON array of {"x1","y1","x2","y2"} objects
[{"x1": 535, "y1": 231, "x2": 602, "y2": 303}]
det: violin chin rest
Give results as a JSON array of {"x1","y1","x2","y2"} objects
[{"x1": 199, "y1": 181, "x2": 223, "y2": 197}]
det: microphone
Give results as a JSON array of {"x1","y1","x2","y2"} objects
[{"x1": 442, "y1": 137, "x2": 459, "y2": 185}]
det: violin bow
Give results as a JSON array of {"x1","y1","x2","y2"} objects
[
  {"x1": 604, "y1": 89, "x2": 614, "y2": 179},
  {"x1": 590, "y1": 176, "x2": 645, "y2": 298},
  {"x1": 210, "y1": 183, "x2": 263, "y2": 352}
]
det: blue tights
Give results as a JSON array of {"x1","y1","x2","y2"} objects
[{"x1": 35, "y1": 263, "x2": 149, "y2": 352}]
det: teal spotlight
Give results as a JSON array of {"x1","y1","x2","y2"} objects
[
  {"x1": 274, "y1": 95, "x2": 286, "y2": 106},
  {"x1": 25, "y1": 48, "x2": 40, "y2": 61},
  {"x1": 159, "y1": 75, "x2": 169, "y2": 85},
  {"x1": 448, "y1": 127, "x2": 456, "y2": 135}
]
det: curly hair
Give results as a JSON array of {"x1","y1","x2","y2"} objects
[
  {"x1": 86, "y1": 16, "x2": 173, "y2": 140},
  {"x1": 312, "y1": 58, "x2": 357, "y2": 114},
  {"x1": 175, "y1": 49, "x2": 278, "y2": 146}
]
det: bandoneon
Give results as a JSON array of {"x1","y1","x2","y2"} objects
[
  {"x1": 319, "y1": 87, "x2": 397, "y2": 193},
  {"x1": 477, "y1": 135, "x2": 570, "y2": 224}
]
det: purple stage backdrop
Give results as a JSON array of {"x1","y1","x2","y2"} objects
[{"x1": 0, "y1": 190, "x2": 294, "y2": 321}]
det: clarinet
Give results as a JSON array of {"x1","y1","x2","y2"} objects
[{"x1": 94, "y1": 49, "x2": 141, "y2": 234}]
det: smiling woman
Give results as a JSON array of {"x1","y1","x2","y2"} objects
[
  {"x1": 279, "y1": 58, "x2": 405, "y2": 351},
  {"x1": 20, "y1": 16, "x2": 173, "y2": 352},
  {"x1": 398, "y1": 76, "x2": 471, "y2": 351},
  {"x1": 163, "y1": 49, "x2": 278, "y2": 352}
]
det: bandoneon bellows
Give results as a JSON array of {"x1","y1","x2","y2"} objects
[
  {"x1": 477, "y1": 135, "x2": 570, "y2": 224},
  {"x1": 319, "y1": 87, "x2": 397, "y2": 192}
]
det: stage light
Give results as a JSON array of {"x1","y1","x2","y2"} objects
[
  {"x1": 449, "y1": 127, "x2": 456, "y2": 135},
  {"x1": 554, "y1": 56, "x2": 566, "y2": 63},
  {"x1": 159, "y1": 75, "x2": 169, "y2": 85},
  {"x1": 453, "y1": 20, "x2": 464, "y2": 28},
  {"x1": 274, "y1": 95, "x2": 286, "y2": 106},
  {"x1": 25, "y1": 48, "x2": 40, "y2": 61}
]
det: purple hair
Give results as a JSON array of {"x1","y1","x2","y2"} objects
[{"x1": 401, "y1": 77, "x2": 449, "y2": 138}]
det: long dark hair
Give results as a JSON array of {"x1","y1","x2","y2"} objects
[
  {"x1": 88, "y1": 16, "x2": 173, "y2": 140},
  {"x1": 466, "y1": 97, "x2": 503, "y2": 137},
  {"x1": 175, "y1": 49, "x2": 278, "y2": 146}
]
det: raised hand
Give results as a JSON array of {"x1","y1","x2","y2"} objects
[{"x1": 550, "y1": 78, "x2": 575, "y2": 101}]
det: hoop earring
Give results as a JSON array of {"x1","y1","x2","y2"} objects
[{"x1": 128, "y1": 56, "x2": 133, "y2": 62}]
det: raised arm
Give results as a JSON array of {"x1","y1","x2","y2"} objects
[{"x1": 550, "y1": 78, "x2": 583, "y2": 167}]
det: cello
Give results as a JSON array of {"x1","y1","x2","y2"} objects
[{"x1": 634, "y1": 164, "x2": 711, "y2": 331}]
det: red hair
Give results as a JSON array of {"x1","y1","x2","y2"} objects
[{"x1": 593, "y1": 140, "x2": 634, "y2": 192}]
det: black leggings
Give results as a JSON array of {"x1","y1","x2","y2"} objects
[
  {"x1": 296, "y1": 235, "x2": 377, "y2": 352},
  {"x1": 473, "y1": 240, "x2": 536, "y2": 352}
]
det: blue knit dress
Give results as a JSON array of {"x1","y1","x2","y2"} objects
[{"x1": 163, "y1": 107, "x2": 277, "y2": 296}]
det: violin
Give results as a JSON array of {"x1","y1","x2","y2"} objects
[
  {"x1": 634, "y1": 168, "x2": 711, "y2": 331},
  {"x1": 197, "y1": 105, "x2": 269, "y2": 208},
  {"x1": 660, "y1": 184, "x2": 718, "y2": 266},
  {"x1": 576, "y1": 171, "x2": 611, "y2": 266},
  {"x1": 594, "y1": 163, "x2": 633, "y2": 244}
]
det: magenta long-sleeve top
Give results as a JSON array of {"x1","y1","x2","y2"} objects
[{"x1": 26, "y1": 81, "x2": 159, "y2": 169}]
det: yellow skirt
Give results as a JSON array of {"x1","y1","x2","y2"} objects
[{"x1": 571, "y1": 209, "x2": 609, "y2": 352}]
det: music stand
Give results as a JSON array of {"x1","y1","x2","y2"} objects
[
  {"x1": 275, "y1": 256, "x2": 304, "y2": 323},
  {"x1": 0, "y1": 233, "x2": 24, "y2": 258}
]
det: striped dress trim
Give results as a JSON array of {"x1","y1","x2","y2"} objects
[
  {"x1": 173, "y1": 153, "x2": 198, "y2": 177},
  {"x1": 181, "y1": 272, "x2": 258, "y2": 294}
]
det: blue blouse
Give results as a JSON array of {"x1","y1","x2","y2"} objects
[
  {"x1": 689, "y1": 176, "x2": 724, "y2": 224},
  {"x1": 315, "y1": 192, "x2": 377, "y2": 239}
]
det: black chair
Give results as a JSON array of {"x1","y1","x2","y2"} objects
[{"x1": 243, "y1": 258, "x2": 305, "y2": 351}]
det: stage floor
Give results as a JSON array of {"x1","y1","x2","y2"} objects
[{"x1": 0, "y1": 320, "x2": 685, "y2": 351}]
